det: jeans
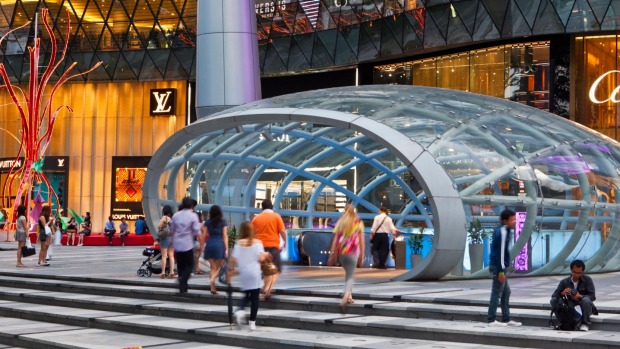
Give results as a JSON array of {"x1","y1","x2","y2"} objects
[
  {"x1": 176, "y1": 249, "x2": 194, "y2": 293},
  {"x1": 238, "y1": 288, "x2": 260, "y2": 321},
  {"x1": 487, "y1": 266, "x2": 511, "y2": 323}
]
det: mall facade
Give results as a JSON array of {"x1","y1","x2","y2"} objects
[{"x1": 2, "y1": 0, "x2": 620, "y2": 278}]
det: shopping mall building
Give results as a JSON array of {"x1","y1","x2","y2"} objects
[{"x1": 2, "y1": 0, "x2": 620, "y2": 278}]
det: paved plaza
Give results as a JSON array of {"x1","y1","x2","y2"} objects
[{"x1": 0, "y1": 242, "x2": 618, "y2": 349}]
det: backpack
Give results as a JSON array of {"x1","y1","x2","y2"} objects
[
  {"x1": 549, "y1": 296, "x2": 578, "y2": 331},
  {"x1": 157, "y1": 221, "x2": 171, "y2": 239}
]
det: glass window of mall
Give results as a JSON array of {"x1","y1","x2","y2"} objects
[
  {"x1": 574, "y1": 35, "x2": 620, "y2": 140},
  {"x1": 374, "y1": 42, "x2": 551, "y2": 111}
]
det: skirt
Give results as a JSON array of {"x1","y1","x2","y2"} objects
[{"x1": 14, "y1": 231, "x2": 27, "y2": 242}]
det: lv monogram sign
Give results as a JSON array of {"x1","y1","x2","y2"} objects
[{"x1": 150, "y1": 88, "x2": 177, "y2": 116}]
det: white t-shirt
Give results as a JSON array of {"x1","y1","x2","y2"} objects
[{"x1": 232, "y1": 241, "x2": 265, "y2": 291}]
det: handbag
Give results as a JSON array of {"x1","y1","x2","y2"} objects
[
  {"x1": 218, "y1": 259, "x2": 229, "y2": 284},
  {"x1": 157, "y1": 221, "x2": 171, "y2": 239},
  {"x1": 261, "y1": 261, "x2": 278, "y2": 276},
  {"x1": 21, "y1": 238, "x2": 36, "y2": 257}
]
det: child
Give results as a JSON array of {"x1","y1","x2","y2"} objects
[{"x1": 229, "y1": 221, "x2": 271, "y2": 331}]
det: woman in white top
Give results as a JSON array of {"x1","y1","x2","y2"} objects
[
  {"x1": 14, "y1": 205, "x2": 28, "y2": 267},
  {"x1": 229, "y1": 221, "x2": 271, "y2": 331},
  {"x1": 370, "y1": 206, "x2": 405, "y2": 269}
]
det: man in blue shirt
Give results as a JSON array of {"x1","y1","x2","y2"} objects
[
  {"x1": 119, "y1": 218, "x2": 130, "y2": 246},
  {"x1": 135, "y1": 216, "x2": 146, "y2": 235},
  {"x1": 104, "y1": 216, "x2": 116, "y2": 245},
  {"x1": 487, "y1": 209, "x2": 522, "y2": 327}
]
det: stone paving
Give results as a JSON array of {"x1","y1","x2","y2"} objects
[{"x1": 0, "y1": 242, "x2": 618, "y2": 348}]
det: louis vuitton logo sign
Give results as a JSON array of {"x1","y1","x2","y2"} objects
[{"x1": 150, "y1": 88, "x2": 177, "y2": 116}]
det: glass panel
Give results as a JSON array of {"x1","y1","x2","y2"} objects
[
  {"x1": 505, "y1": 43, "x2": 550, "y2": 111},
  {"x1": 573, "y1": 35, "x2": 618, "y2": 140},
  {"x1": 373, "y1": 63, "x2": 412, "y2": 85},
  {"x1": 436, "y1": 53, "x2": 469, "y2": 91},
  {"x1": 470, "y1": 46, "x2": 504, "y2": 98},
  {"x1": 412, "y1": 58, "x2": 436, "y2": 87}
]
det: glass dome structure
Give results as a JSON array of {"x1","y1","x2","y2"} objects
[{"x1": 144, "y1": 85, "x2": 620, "y2": 280}]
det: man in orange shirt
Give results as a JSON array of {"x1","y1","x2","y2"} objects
[{"x1": 252, "y1": 199, "x2": 286, "y2": 299}]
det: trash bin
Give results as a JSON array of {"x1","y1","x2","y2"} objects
[{"x1": 393, "y1": 240, "x2": 407, "y2": 269}]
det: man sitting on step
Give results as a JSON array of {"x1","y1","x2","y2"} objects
[{"x1": 550, "y1": 259, "x2": 598, "y2": 331}]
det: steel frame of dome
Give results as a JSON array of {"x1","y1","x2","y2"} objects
[{"x1": 144, "y1": 85, "x2": 620, "y2": 280}]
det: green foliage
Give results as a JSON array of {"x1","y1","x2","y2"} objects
[
  {"x1": 467, "y1": 218, "x2": 486, "y2": 244},
  {"x1": 228, "y1": 224, "x2": 237, "y2": 248},
  {"x1": 407, "y1": 227, "x2": 425, "y2": 255}
]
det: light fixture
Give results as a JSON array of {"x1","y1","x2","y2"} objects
[{"x1": 261, "y1": 131, "x2": 275, "y2": 142}]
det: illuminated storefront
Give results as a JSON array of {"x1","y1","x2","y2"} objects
[
  {"x1": 574, "y1": 35, "x2": 620, "y2": 140},
  {"x1": 374, "y1": 42, "x2": 551, "y2": 111}
]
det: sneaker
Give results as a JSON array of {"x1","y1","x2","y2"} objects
[
  {"x1": 506, "y1": 320, "x2": 522, "y2": 327},
  {"x1": 488, "y1": 320, "x2": 507, "y2": 327},
  {"x1": 234, "y1": 310, "x2": 246, "y2": 329},
  {"x1": 580, "y1": 324, "x2": 589, "y2": 332},
  {"x1": 249, "y1": 320, "x2": 256, "y2": 331}
]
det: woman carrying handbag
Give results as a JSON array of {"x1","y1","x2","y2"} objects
[{"x1": 328, "y1": 204, "x2": 365, "y2": 313}]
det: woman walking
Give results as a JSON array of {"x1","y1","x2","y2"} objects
[
  {"x1": 14, "y1": 205, "x2": 28, "y2": 267},
  {"x1": 170, "y1": 197, "x2": 202, "y2": 294},
  {"x1": 37, "y1": 206, "x2": 52, "y2": 267},
  {"x1": 158, "y1": 205, "x2": 175, "y2": 279},
  {"x1": 204, "y1": 205, "x2": 228, "y2": 294},
  {"x1": 328, "y1": 204, "x2": 365, "y2": 312},
  {"x1": 230, "y1": 222, "x2": 271, "y2": 331}
]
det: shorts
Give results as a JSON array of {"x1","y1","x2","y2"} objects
[
  {"x1": 264, "y1": 247, "x2": 282, "y2": 273},
  {"x1": 160, "y1": 236, "x2": 172, "y2": 249}
]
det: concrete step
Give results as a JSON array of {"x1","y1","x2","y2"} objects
[
  {"x1": 0, "y1": 275, "x2": 618, "y2": 332},
  {"x1": 0, "y1": 300, "x2": 556, "y2": 349},
  {"x1": 0, "y1": 286, "x2": 618, "y2": 349},
  {"x1": 0, "y1": 315, "x2": 239, "y2": 349}
]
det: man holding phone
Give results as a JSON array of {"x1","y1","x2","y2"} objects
[{"x1": 551, "y1": 259, "x2": 597, "y2": 331}]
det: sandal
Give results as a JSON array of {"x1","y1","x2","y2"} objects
[
  {"x1": 168, "y1": 274, "x2": 176, "y2": 279},
  {"x1": 16, "y1": 263, "x2": 26, "y2": 268},
  {"x1": 210, "y1": 290, "x2": 219, "y2": 295},
  {"x1": 194, "y1": 270, "x2": 206, "y2": 275}
]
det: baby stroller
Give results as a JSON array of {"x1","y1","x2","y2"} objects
[
  {"x1": 137, "y1": 245, "x2": 162, "y2": 277},
  {"x1": 137, "y1": 244, "x2": 176, "y2": 277}
]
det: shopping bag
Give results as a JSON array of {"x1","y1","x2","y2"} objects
[{"x1": 21, "y1": 239, "x2": 36, "y2": 257}]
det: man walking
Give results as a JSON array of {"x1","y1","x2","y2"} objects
[
  {"x1": 487, "y1": 209, "x2": 522, "y2": 327},
  {"x1": 252, "y1": 199, "x2": 286, "y2": 299},
  {"x1": 170, "y1": 197, "x2": 202, "y2": 294},
  {"x1": 551, "y1": 259, "x2": 597, "y2": 331}
]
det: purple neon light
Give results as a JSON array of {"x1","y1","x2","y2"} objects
[
  {"x1": 538, "y1": 156, "x2": 592, "y2": 175},
  {"x1": 514, "y1": 212, "x2": 528, "y2": 271}
]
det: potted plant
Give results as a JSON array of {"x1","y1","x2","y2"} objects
[
  {"x1": 467, "y1": 218, "x2": 486, "y2": 273},
  {"x1": 407, "y1": 227, "x2": 425, "y2": 268}
]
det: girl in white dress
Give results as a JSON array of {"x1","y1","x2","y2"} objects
[{"x1": 229, "y1": 222, "x2": 271, "y2": 331}]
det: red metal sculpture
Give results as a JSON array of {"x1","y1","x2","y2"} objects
[{"x1": 0, "y1": 9, "x2": 101, "y2": 227}]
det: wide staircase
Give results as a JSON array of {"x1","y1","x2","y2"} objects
[{"x1": 0, "y1": 272, "x2": 617, "y2": 349}]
